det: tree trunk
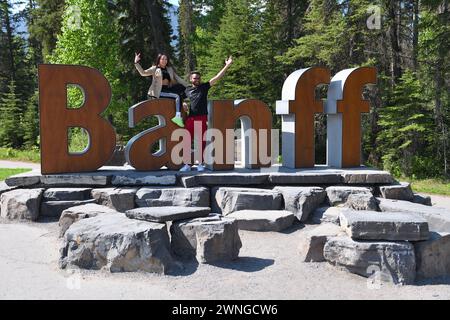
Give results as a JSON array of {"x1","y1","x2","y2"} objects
[{"x1": 387, "y1": 0, "x2": 401, "y2": 86}]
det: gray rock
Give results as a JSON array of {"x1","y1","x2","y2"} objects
[
  {"x1": 339, "y1": 210, "x2": 429, "y2": 241},
  {"x1": 170, "y1": 215, "x2": 242, "y2": 263},
  {"x1": 0, "y1": 188, "x2": 44, "y2": 221},
  {"x1": 344, "y1": 193, "x2": 379, "y2": 211},
  {"x1": 112, "y1": 172, "x2": 176, "y2": 186},
  {"x1": 269, "y1": 172, "x2": 341, "y2": 185},
  {"x1": 40, "y1": 174, "x2": 110, "y2": 186},
  {"x1": 91, "y1": 188, "x2": 137, "y2": 212},
  {"x1": 326, "y1": 186, "x2": 372, "y2": 206},
  {"x1": 43, "y1": 188, "x2": 92, "y2": 201},
  {"x1": 135, "y1": 187, "x2": 210, "y2": 208},
  {"x1": 309, "y1": 206, "x2": 344, "y2": 225},
  {"x1": 414, "y1": 232, "x2": 450, "y2": 280},
  {"x1": 60, "y1": 213, "x2": 175, "y2": 274},
  {"x1": 126, "y1": 206, "x2": 211, "y2": 223},
  {"x1": 193, "y1": 173, "x2": 269, "y2": 186},
  {"x1": 274, "y1": 187, "x2": 326, "y2": 222},
  {"x1": 324, "y1": 236, "x2": 416, "y2": 285},
  {"x1": 412, "y1": 194, "x2": 432, "y2": 206},
  {"x1": 227, "y1": 210, "x2": 295, "y2": 232},
  {"x1": 59, "y1": 204, "x2": 119, "y2": 237},
  {"x1": 341, "y1": 171, "x2": 395, "y2": 184},
  {"x1": 4, "y1": 170, "x2": 41, "y2": 187},
  {"x1": 0, "y1": 181, "x2": 17, "y2": 194},
  {"x1": 379, "y1": 182, "x2": 414, "y2": 201},
  {"x1": 215, "y1": 187, "x2": 282, "y2": 215},
  {"x1": 378, "y1": 198, "x2": 450, "y2": 233},
  {"x1": 180, "y1": 176, "x2": 198, "y2": 188},
  {"x1": 40, "y1": 199, "x2": 97, "y2": 218},
  {"x1": 298, "y1": 224, "x2": 344, "y2": 262}
]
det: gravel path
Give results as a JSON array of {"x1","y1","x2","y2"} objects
[{"x1": 0, "y1": 160, "x2": 40, "y2": 170}]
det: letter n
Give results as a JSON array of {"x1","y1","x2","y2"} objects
[
  {"x1": 208, "y1": 100, "x2": 273, "y2": 170},
  {"x1": 276, "y1": 67, "x2": 330, "y2": 168},
  {"x1": 325, "y1": 67, "x2": 377, "y2": 168},
  {"x1": 39, "y1": 65, "x2": 116, "y2": 174}
]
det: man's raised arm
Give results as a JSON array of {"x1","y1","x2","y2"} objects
[{"x1": 209, "y1": 56, "x2": 233, "y2": 87}]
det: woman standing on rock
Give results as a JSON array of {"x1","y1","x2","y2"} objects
[{"x1": 134, "y1": 53, "x2": 188, "y2": 127}]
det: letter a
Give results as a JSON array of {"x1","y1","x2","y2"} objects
[{"x1": 39, "y1": 65, "x2": 116, "y2": 174}]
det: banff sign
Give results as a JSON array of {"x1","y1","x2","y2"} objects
[{"x1": 38, "y1": 65, "x2": 376, "y2": 175}]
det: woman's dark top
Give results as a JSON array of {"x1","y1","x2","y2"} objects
[{"x1": 161, "y1": 67, "x2": 171, "y2": 82}]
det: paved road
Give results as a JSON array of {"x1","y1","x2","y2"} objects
[{"x1": 0, "y1": 160, "x2": 40, "y2": 170}]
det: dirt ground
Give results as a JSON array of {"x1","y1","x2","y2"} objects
[{"x1": 0, "y1": 193, "x2": 449, "y2": 300}]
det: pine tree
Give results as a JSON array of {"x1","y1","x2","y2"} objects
[
  {"x1": 0, "y1": 80, "x2": 24, "y2": 148},
  {"x1": 22, "y1": 89, "x2": 39, "y2": 148}
]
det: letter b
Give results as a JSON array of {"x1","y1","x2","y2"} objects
[{"x1": 39, "y1": 65, "x2": 116, "y2": 174}]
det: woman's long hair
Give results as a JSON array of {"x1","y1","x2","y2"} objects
[{"x1": 154, "y1": 53, "x2": 171, "y2": 68}]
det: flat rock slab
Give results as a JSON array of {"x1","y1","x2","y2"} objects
[
  {"x1": 4, "y1": 170, "x2": 41, "y2": 187},
  {"x1": 0, "y1": 181, "x2": 17, "y2": 195},
  {"x1": 40, "y1": 199, "x2": 97, "y2": 218},
  {"x1": 378, "y1": 198, "x2": 450, "y2": 233},
  {"x1": 227, "y1": 210, "x2": 295, "y2": 232},
  {"x1": 215, "y1": 187, "x2": 282, "y2": 215},
  {"x1": 185, "y1": 172, "x2": 269, "y2": 186},
  {"x1": 339, "y1": 210, "x2": 429, "y2": 241},
  {"x1": 0, "y1": 188, "x2": 44, "y2": 221},
  {"x1": 344, "y1": 193, "x2": 379, "y2": 211},
  {"x1": 341, "y1": 170, "x2": 394, "y2": 184},
  {"x1": 274, "y1": 187, "x2": 326, "y2": 222},
  {"x1": 40, "y1": 174, "x2": 110, "y2": 187},
  {"x1": 299, "y1": 224, "x2": 344, "y2": 262},
  {"x1": 170, "y1": 215, "x2": 242, "y2": 263},
  {"x1": 136, "y1": 187, "x2": 209, "y2": 208},
  {"x1": 414, "y1": 232, "x2": 450, "y2": 280},
  {"x1": 111, "y1": 172, "x2": 176, "y2": 186},
  {"x1": 60, "y1": 213, "x2": 175, "y2": 274},
  {"x1": 43, "y1": 188, "x2": 92, "y2": 201},
  {"x1": 59, "y1": 204, "x2": 120, "y2": 237},
  {"x1": 126, "y1": 206, "x2": 211, "y2": 223},
  {"x1": 309, "y1": 206, "x2": 344, "y2": 225},
  {"x1": 412, "y1": 194, "x2": 432, "y2": 206},
  {"x1": 324, "y1": 236, "x2": 416, "y2": 285},
  {"x1": 91, "y1": 188, "x2": 138, "y2": 212},
  {"x1": 326, "y1": 186, "x2": 372, "y2": 206},
  {"x1": 269, "y1": 172, "x2": 341, "y2": 185},
  {"x1": 379, "y1": 182, "x2": 414, "y2": 201}
]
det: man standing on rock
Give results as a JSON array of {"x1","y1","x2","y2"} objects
[{"x1": 179, "y1": 56, "x2": 233, "y2": 172}]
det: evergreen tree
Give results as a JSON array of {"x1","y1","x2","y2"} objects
[
  {"x1": 0, "y1": 80, "x2": 23, "y2": 148},
  {"x1": 22, "y1": 89, "x2": 39, "y2": 148}
]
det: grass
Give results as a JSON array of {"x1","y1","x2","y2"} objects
[
  {"x1": 0, "y1": 168, "x2": 32, "y2": 181},
  {"x1": 0, "y1": 147, "x2": 40, "y2": 163},
  {"x1": 405, "y1": 178, "x2": 450, "y2": 196}
]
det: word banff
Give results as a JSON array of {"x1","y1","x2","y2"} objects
[{"x1": 39, "y1": 64, "x2": 376, "y2": 174}]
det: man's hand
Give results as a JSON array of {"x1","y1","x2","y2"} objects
[
  {"x1": 183, "y1": 102, "x2": 189, "y2": 112},
  {"x1": 225, "y1": 56, "x2": 233, "y2": 67},
  {"x1": 134, "y1": 52, "x2": 141, "y2": 64}
]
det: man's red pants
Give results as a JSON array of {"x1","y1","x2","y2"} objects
[{"x1": 184, "y1": 115, "x2": 207, "y2": 164}]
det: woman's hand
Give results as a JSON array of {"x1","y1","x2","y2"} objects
[
  {"x1": 183, "y1": 102, "x2": 189, "y2": 112},
  {"x1": 225, "y1": 56, "x2": 233, "y2": 66},
  {"x1": 134, "y1": 52, "x2": 141, "y2": 64}
]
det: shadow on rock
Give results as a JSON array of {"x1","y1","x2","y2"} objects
[{"x1": 280, "y1": 221, "x2": 305, "y2": 234}]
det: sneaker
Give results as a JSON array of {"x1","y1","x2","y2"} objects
[
  {"x1": 197, "y1": 164, "x2": 206, "y2": 172},
  {"x1": 179, "y1": 164, "x2": 191, "y2": 172},
  {"x1": 171, "y1": 116, "x2": 185, "y2": 128}
]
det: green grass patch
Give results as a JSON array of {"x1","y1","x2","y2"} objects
[
  {"x1": 401, "y1": 178, "x2": 450, "y2": 196},
  {"x1": 0, "y1": 147, "x2": 40, "y2": 163},
  {"x1": 0, "y1": 168, "x2": 32, "y2": 181}
]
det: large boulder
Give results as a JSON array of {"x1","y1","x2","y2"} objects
[
  {"x1": 59, "y1": 204, "x2": 119, "y2": 237},
  {"x1": 379, "y1": 183, "x2": 414, "y2": 201},
  {"x1": 0, "y1": 188, "x2": 44, "y2": 221},
  {"x1": 227, "y1": 210, "x2": 295, "y2": 232},
  {"x1": 309, "y1": 206, "x2": 344, "y2": 225},
  {"x1": 378, "y1": 198, "x2": 450, "y2": 233},
  {"x1": 91, "y1": 188, "x2": 138, "y2": 212},
  {"x1": 339, "y1": 210, "x2": 429, "y2": 241},
  {"x1": 326, "y1": 187, "x2": 372, "y2": 206},
  {"x1": 214, "y1": 187, "x2": 282, "y2": 216},
  {"x1": 135, "y1": 187, "x2": 209, "y2": 208},
  {"x1": 43, "y1": 188, "x2": 92, "y2": 201},
  {"x1": 412, "y1": 194, "x2": 432, "y2": 206},
  {"x1": 274, "y1": 187, "x2": 326, "y2": 222},
  {"x1": 170, "y1": 215, "x2": 242, "y2": 263},
  {"x1": 324, "y1": 236, "x2": 416, "y2": 285},
  {"x1": 298, "y1": 224, "x2": 344, "y2": 262},
  {"x1": 40, "y1": 199, "x2": 97, "y2": 218},
  {"x1": 344, "y1": 193, "x2": 379, "y2": 211},
  {"x1": 414, "y1": 232, "x2": 450, "y2": 280},
  {"x1": 59, "y1": 213, "x2": 176, "y2": 274},
  {"x1": 126, "y1": 206, "x2": 211, "y2": 223}
]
